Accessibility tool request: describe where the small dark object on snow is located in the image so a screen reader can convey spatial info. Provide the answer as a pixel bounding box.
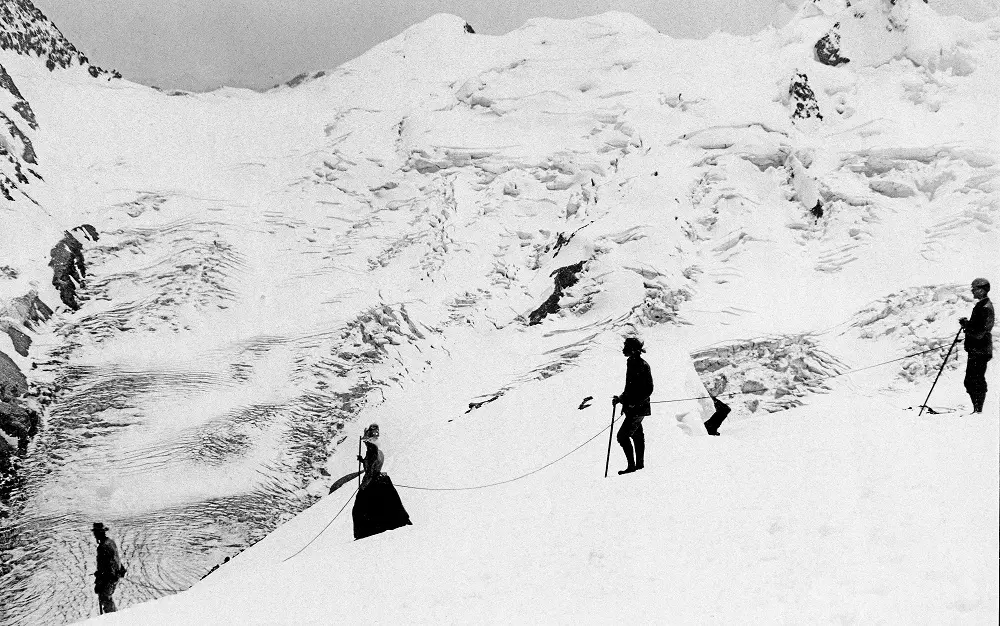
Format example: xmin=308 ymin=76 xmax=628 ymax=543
xmin=810 ymin=200 xmax=824 ymax=219
xmin=578 ymin=396 xmax=593 ymax=410
xmin=704 ymin=396 xmax=731 ymax=436
xmin=201 ymin=556 xmax=230 ymax=580
xmin=464 ymin=22 xmax=475 ymax=34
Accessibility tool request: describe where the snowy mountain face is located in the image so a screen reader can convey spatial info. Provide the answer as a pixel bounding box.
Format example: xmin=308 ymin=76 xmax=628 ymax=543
xmin=1 ymin=1 xmax=998 ymax=624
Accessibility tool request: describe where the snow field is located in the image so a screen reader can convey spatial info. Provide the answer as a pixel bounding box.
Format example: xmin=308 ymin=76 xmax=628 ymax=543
xmin=0 ymin=1 xmax=996 ymax=623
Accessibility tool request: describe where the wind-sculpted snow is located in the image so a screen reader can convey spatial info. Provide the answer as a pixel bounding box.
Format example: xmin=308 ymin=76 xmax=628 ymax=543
xmin=693 ymin=335 xmax=848 ymax=417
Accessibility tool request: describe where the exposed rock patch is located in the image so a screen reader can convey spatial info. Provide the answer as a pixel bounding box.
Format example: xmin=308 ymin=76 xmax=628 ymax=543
xmin=0 ymin=0 xmax=118 ymax=77
xmin=789 ymin=71 xmax=823 ymax=121
xmin=528 ymin=261 xmax=585 ymax=325
xmin=1 ymin=225 xmax=96 ymax=505
xmin=47 ymin=226 xmax=98 ymax=310
xmin=815 ymin=22 xmax=850 ymax=66
xmin=0 ymin=64 xmax=37 ymax=129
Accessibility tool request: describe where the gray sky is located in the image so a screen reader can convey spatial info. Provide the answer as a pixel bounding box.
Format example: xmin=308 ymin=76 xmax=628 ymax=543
xmin=33 ymin=0 xmax=999 ymax=92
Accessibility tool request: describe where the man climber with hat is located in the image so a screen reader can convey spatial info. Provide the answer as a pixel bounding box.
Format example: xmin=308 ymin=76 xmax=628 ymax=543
xmin=959 ymin=277 xmax=994 ymax=414
xmin=613 ymin=337 xmax=654 ymax=474
xmin=92 ymin=522 xmax=126 ymax=614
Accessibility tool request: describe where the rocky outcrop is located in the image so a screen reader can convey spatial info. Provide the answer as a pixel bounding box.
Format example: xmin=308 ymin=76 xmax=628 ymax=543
xmin=1 ymin=224 xmax=97 ymax=505
xmin=528 ymin=261 xmax=585 ymax=325
xmin=0 ymin=351 xmax=26 ymax=396
xmin=0 ymin=0 xmax=117 ymax=77
xmin=815 ymin=22 xmax=850 ymax=66
xmin=48 ymin=225 xmax=98 ymax=310
xmin=789 ymin=71 xmax=823 ymax=121
xmin=1 ymin=289 xmax=52 ymax=329
xmin=0 ymin=350 xmax=35 ymax=485
xmin=0 ymin=397 xmax=38 ymax=448
xmin=0 ymin=64 xmax=37 ymax=129
xmin=0 ymin=62 xmax=41 ymax=201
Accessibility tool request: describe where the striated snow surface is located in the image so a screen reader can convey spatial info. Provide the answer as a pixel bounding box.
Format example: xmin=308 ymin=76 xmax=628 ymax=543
xmin=0 ymin=1 xmax=997 ymax=624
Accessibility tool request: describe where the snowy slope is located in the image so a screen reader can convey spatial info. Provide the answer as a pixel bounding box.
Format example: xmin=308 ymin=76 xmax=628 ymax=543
xmin=0 ymin=1 xmax=997 ymax=624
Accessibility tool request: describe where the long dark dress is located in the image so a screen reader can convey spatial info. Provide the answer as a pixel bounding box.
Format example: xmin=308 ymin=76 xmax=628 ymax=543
xmin=352 ymin=443 xmax=412 ymax=540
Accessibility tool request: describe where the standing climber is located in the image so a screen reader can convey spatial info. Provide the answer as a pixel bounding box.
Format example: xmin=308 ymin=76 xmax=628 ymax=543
xmin=613 ymin=337 xmax=654 ymax=474
xmin=959 ymin=278 xmax=994 ymax=413
xmin=92 ymin=522 xmax=126 ymax=614
xmin=351 ymin=424 xmax=412 ymax=540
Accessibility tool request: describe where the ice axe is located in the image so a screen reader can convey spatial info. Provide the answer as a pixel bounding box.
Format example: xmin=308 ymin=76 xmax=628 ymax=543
xmin=918 ymin=326 xmax=963 ymax=417
xmin=604 ymin=401 xmax=617 ymax=478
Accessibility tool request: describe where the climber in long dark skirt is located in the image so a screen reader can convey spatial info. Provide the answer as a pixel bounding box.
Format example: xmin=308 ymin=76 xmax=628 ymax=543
xmin=352 ymin=423 xmax=412 ymax=540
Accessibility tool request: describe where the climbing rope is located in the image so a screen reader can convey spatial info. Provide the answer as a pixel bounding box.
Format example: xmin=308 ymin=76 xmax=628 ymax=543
xmin=287 ymin=343 xmax=953 ymax=559
xmin=282 ymin=486 xmax=359 ymax=563
xmin=395 ymin=414 xmax=624 ymax=492
xmin=398 ymin=343 xmax=953 ymax=491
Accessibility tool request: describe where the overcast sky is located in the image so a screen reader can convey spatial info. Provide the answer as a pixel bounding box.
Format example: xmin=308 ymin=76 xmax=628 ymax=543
xmin=33 ymin=0 xmax=999 ymax=92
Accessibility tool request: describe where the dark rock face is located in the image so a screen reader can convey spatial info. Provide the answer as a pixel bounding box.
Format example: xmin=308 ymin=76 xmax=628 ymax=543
xmin=815 ymin=22 xmax=850 ymax=66
xmin=0 ymin=64 xmax=37 ymax=129
xmin=48 ymin=227 xmax=99 ymax=310
xmin=0 ymin=351 xmax=26 ymax=397
xmin=528 ymin=261 xmax=585 ymax=325
xmin=789 ymin=72 xmax=823 ymax=121
xmin=2 ymin=326 xmax=30 ymax=356
xmin=0 ymin=61 xmax=41 ymax=201
xmin=0 ymin=0 xmax=114 ymax=76
xmin=0 ymin=368 xmax=38 ymax=511
xmin=0 ymin=398 xmax=38 ymax=446
xmin=3 ymin=290 xmax=53 ymax=329
xmin=0 ymin=223 xmax=94 ymax=506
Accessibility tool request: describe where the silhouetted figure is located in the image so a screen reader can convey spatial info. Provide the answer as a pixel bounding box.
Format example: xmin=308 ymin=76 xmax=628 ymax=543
xmin=613 ymin=337 xmax=653 ymax=474
xmin=351 ymin=424 xmax=412 ymax=540
xmin=92 ymin=522 xmax=126 ymax=614
xmin=704 ymin=396 xmax=731 ymax=436
xmin=959 ymin=278 xmax=994 ymax=413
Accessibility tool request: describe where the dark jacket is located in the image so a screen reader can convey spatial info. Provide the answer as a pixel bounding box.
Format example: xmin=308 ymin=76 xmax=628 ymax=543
xmin=964 ymin=297 xmax=994 ymax=357
xmin=360 ymin=443 xmax=385 ymax=490
xmin=95 ymin=536 xmax=126 ymax=583
xmin=620 ymin=355 xmax=653 ymax=417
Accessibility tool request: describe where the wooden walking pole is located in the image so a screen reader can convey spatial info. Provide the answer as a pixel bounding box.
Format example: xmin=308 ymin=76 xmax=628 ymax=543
xmin=357 ymin=436 xmax=362 ymax=487
xmin=919 ymin=327 xmax=964 ymax=416
xmin=604 ymin=402 xmax=617 ymax=478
